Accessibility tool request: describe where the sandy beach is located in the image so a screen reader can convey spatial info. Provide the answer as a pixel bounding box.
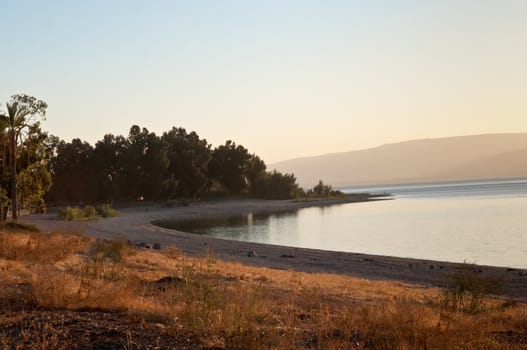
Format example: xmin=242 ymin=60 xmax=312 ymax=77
xmin=23 ymin=197 xmax=527 ymax=301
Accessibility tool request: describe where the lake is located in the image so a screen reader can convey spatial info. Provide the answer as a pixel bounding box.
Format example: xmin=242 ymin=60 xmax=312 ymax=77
xmin=158 ymin=178 xmax=527 ymax=268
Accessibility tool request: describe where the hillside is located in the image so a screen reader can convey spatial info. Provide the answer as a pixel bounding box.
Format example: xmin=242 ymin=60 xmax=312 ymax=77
xmin=271 ymin=133 xmax=527 ymax=187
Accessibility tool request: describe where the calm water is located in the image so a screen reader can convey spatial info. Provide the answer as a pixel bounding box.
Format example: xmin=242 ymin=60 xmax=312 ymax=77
xmin=159 ymin=178 xmax=527 ymax=268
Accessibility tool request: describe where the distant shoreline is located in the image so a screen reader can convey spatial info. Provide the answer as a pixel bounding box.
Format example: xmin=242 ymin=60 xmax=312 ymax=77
xmin=23 ymin=196 xmax=527 ymax=301
xmin=337 ymin=176 xmax=527 ymax=191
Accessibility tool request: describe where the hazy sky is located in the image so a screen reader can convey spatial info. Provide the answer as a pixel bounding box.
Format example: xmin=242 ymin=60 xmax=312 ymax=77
xmin=1 ymin=1 xmax=526 ymax=163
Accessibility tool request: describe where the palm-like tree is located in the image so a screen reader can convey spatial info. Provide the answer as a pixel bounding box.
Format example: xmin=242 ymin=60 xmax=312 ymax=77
xmin=1 ymin=95 xmax=47 ymax=221
xmin=0 ymin=110 xmax=9 ymax=223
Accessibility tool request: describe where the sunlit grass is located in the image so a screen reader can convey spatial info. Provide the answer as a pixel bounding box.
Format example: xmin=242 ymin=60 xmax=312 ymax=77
xmin=0 ymin=229 xmax=525 ymax=349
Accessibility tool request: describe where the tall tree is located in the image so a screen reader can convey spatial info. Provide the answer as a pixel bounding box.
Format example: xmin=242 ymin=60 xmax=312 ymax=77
xmin=16 ymin=125 xmax=53 ymax=213
xmin=162 ymin=127 xmax=211 ymax=198
xmin=93 ymin=134 xmax=128 ymax=201
xmin=0 ymin=110 xmax=8 ymax=222
xmin=1 ymin=94 xmax=47 ymax=220
xmin=209 ymin=141 xmax=251 ymax=194
xmin=48 ymin=139 xmax=94 ymax=203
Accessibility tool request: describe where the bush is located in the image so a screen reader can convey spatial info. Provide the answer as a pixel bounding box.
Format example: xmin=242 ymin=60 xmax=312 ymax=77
xmin=442 ymin=264 xmax=504 ymax=313
xmin=250 ymin=170 xmax=302 ymax=199
xmin=82 ymin=240 xmax=132 ymax=281
xmin=57 ymin=204 xmax=118 ymax=221
xmin=82 ymin=205 xmax=97 ymax=218
xmin=57 ymin=206 xmax=84 ymax=221
xmin=88 ymin=239 xmax=130 ymax=264
xmin=57 ymin=206 xmax=95 ymax=221
xmin=95 ymin=204 xmax=119 ymax=218
xmin=305 ymin=180 xmax=344 ymax=198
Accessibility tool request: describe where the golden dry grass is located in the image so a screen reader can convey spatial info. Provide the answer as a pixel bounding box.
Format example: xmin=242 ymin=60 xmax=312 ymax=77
xmin=0 ymin=229 xmax=526 ymax=349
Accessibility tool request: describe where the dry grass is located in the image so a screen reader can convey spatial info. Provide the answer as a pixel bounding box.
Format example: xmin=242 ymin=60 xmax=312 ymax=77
xmin=0 ymin=231 xmax=88 ymax=263
xmin=0 ymin=229 xmax=526 ymax=349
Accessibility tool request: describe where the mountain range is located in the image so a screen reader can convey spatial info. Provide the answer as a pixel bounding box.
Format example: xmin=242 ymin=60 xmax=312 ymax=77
xmin=270 ymin=133 xmax=527 ymax=187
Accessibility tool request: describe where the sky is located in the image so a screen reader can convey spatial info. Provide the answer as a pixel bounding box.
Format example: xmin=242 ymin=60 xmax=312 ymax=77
xmin=1 ymin=0 xmax=527 ymax=164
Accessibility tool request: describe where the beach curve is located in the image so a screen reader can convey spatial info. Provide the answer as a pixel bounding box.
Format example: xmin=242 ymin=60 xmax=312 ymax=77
xmin=22 ymin=198 xmax=527 ymax=301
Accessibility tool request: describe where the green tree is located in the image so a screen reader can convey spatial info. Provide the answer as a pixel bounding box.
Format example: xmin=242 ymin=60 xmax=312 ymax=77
xmin=0 ymin=94 xmax=47 ymax=221
xmin=209 ymin=140 xmax=251 ymax=194
xmin=16 ymin=124 xmax=53 ymax=213
xmin=246 ymin=155 xmax=267 ymax=193
xmin=141 ymin=131 xmax=169 ymax=199
xmin=124 ymin=125 xmax=169 ymax=200
xmin=0 ymin=112 xmax=8 ymax=222
xmin=92 ymin=134 xmax=128 ymax=201
xmin=47 ymin=139 xmax=95 ymax=203
xmin=162 ymin=127 xmax=211 ymax=198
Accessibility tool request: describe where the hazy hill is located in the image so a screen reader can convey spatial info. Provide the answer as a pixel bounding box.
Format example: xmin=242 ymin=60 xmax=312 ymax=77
xmin=270 ymin=134 xmax=527 ymax=187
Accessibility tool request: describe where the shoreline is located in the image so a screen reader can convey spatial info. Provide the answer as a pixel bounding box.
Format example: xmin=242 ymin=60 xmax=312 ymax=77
xmin=23 ymin=197 xmax=527 ymax=301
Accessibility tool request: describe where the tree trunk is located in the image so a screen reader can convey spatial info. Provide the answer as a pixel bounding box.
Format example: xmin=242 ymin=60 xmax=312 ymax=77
xmin=10 ymin=129 xmax=17 ymax=222
xmin=1 ymin=205 xmax=7 ymax=224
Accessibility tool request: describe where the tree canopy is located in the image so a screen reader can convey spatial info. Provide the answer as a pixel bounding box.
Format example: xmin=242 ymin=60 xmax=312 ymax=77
xmin=46 ymin=125 xmax=303 ymax=204
xmin=1 ymin=94 xmax=344 ymax=222
xmin=0 ymin=94 xmax=49 ymax=222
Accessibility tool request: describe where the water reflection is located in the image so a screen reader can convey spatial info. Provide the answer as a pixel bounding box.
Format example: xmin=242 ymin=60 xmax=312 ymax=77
xmin=155 ymin=210 xmax=300 ymax=243
xmin=154 ymin=179 xmax=527 ymax=268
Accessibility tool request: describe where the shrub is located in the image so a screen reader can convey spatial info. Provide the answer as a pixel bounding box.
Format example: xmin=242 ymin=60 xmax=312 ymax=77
xmin=82 ymin=205 xmax=97 ymax=218
xmin=57 ymin=204 xmax=118 ymax=220
xmin=250 ymin=170 xmax=302 ymax=199
xmin=305 ymin=180 xmax=344 ymax=198
xmin=88 ymin=239 xmax=131 ymax=264
xmin=96 ymin=204 xmax=119 ymax=218
xmin=79 ymin=240 xmax=133 ymax=282
xmin=179 ymin=260 xmax=225 ymax=336
xmin=442 ymin=264 xmax=504 ymax=314
xmin=57 ymin=206 xmax=83 ymax=221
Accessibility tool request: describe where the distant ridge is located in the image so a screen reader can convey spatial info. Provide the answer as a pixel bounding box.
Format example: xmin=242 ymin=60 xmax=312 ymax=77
xmin=270 ymin=133 xmax=527 ymax=187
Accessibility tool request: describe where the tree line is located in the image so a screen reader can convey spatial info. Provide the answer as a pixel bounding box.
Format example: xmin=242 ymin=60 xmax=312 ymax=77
xmin=1 ymin=94 xmax=305 ymax=221
xmin=46 ymin=125 xmax=302 ymax=204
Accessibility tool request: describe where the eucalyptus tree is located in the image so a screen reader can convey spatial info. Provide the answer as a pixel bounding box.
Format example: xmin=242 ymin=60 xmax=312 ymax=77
xmin=93 ymin=134 xmax=128 ymax=201
xmin=16 ymin=125 xmax=53 ymax=213
xmin=47 ymin=139 xmax=94 ymax=203
xmin=208 ymin=140 xmax=251 ymax=194
xmin=162 ymin=127 xmax=211 ymax=198
xmin=0 ymin=111 xmax=9 ymax=222
xmin=1 ymin=94 xmax=47 ymax=220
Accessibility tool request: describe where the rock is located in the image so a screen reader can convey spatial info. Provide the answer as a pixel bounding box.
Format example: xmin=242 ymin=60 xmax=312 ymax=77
xmin=247 ymin=250 xmax=257 ymax=257
xmin=136 ymin=241 xmax=147 ymax=248
xmin=298 ymin=313 xmax=311 ymax=320
xmin=153 ymin=243 xmax=161 ymax=250
xmin=280 ymin=254 xmax=295 ymax=259
xmin=154 ymin=276 xmax=186 ymax=285
xmin=332 ymin=329 xmax=345 ymax=339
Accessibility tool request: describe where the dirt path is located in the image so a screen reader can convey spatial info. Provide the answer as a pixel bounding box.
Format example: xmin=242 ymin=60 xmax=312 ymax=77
xmin=22 ymin=198 xmax=527 ymax=301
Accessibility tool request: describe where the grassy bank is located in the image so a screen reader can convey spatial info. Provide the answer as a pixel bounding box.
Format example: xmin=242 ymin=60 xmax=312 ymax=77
xmin=0 ymin=229 xmax=525 ymax=349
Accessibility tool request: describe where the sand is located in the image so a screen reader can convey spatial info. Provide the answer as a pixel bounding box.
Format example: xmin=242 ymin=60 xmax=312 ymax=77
xmin=22 ymin=198 xmax=527 ymax=301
